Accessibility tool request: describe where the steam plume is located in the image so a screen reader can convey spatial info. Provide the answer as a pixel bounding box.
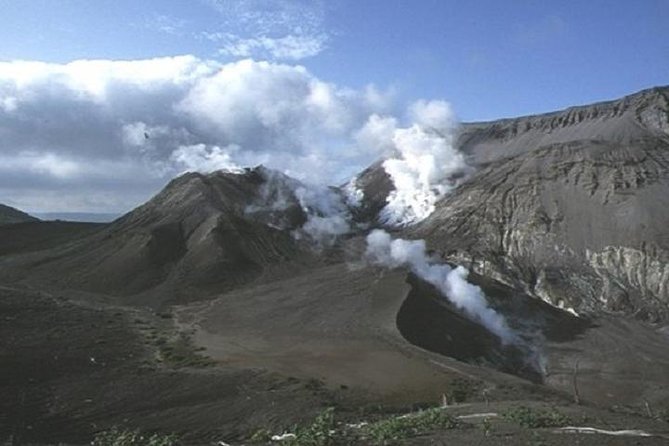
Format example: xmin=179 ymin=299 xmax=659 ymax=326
xmin=245 ymin=167 xmax=355 ymax=246
xmin=369 ymin=100 xmax=472 ymax=226
xmin=293 ymin=185 xmax=352 ymax=246
xmin=365 ymin=229 xmax=517 ymax=344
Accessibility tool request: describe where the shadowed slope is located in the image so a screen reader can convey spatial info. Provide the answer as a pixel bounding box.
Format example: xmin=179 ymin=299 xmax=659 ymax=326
xmin=0 ymin=204 xmax=38 ymax=225
xmin=2 ymin=167 xmax=318 ymax=306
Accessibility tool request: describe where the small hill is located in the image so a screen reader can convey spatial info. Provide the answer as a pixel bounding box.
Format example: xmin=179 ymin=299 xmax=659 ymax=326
xmin=0 ymin=204 xmax=39 ymax=225
xmin=13 ymin=167 xmax=323 ymax=307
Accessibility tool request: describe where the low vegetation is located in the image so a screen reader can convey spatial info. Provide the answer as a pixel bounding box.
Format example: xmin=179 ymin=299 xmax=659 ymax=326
xmin=155 ymin=332 xmax=216 ymax=368
xmin=284 ymin=407 xmax=337 ymax=446
xmin=250 ymin=406 xmax=458 ymax=445
xmin=656 ymin=408 xmax=669 ymax=423
xmin=501 ymin=406 xmax=571 ymax=428
xmin=362 ymin=407 xmax=457 ymax=444
xmin=444 ymin=377 xmax=482 ymax=403
xmin=91 ymin=427 xmax=179 ymax=446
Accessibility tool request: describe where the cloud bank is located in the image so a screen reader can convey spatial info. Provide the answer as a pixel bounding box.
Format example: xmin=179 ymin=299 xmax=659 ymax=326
xmin=0 ymin=55 xmax=472 ymax=223
xmin=0 ymin=56 xmax=390 ymax=211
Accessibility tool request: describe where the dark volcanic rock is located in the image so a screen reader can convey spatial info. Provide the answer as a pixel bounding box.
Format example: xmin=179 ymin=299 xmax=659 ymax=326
xmin=358 ymin=86 xmax=669 ymax=320
xmin=0 ymin=204 xmax=39 ymax=225
xmin=13 ymin=167 xmax=320 ymax=306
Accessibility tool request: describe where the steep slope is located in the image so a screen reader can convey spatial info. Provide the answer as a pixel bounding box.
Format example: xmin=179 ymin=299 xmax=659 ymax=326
xmin=9 ymin=167 xmax=320 ymax=306
xmin=357 ymin=86 xmax=669 ymax=320
xmin=0 ymin=203 xmax=39 ymax=225
xmin=457 ymin=86 xmax=669 ymax=164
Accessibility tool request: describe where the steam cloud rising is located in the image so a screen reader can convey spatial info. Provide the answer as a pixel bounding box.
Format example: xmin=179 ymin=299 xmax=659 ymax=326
xmin=375 ymin=101 xmax=472 ymax=226
xmin=242 ymin=168 xmax=354 ymax=246
xmin=365 ymin=229 xmax=517 ymax=344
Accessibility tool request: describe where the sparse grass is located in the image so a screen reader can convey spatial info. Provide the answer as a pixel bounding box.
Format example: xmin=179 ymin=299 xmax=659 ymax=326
xmin=250 ymin=406 xmax=459 ymax=445
xmin=284 ymin=407 xmax=338 ymax=446
xmin=445 ymin=377 xmax=482 ymax=403
xmin=92 ymin=427 xmax=179 ymax=446
xmin=501 ymin=406 xmax=571 ymax=428
xmin=156 ymin=332 xmax=216 ymax=368
xmin=480 ymin=417 xmax=492 ymax=436
xmin=362 ymin=407 xmax=457 ymax=445
xmin=249 ymin=427 xmax=272 ymax=443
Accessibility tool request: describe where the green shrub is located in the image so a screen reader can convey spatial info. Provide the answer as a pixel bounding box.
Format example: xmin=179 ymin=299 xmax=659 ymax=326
xmin=249 ymin=428 xmax=272 ymax=443
xmin=445 ymin=378 xmax=482 ymax=403
xmin=285 ymin=407 xmax=337 ymax=446
xmin=502 ymin=406 xmax=570 ymax=428
xmin=92 ymin=427 xmax=179 ymax=446
xmin=157 ymin=333 xmax=215 ymax=367
xmin=364 ymin=408 xmax=457 ymax=444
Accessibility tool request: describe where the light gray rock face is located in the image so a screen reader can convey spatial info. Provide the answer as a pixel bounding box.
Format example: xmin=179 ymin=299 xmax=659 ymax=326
xmin=358 ymin=86 xmax=669 ymax=321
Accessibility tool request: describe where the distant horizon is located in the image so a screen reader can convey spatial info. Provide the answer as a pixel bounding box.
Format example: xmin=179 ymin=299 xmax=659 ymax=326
xmin=32 ymin=211 xmax=121 ymax=223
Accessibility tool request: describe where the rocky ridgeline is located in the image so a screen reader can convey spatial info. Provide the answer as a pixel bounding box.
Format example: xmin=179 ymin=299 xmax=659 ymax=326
xmin=10 ymin=86 xmax=669 ymax=320
xmin=357 ymin=86 xmax=669 ymax=321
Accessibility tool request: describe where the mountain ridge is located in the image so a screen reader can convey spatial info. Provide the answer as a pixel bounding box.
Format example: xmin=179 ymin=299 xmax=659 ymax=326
xmin=456 ymin=85 xmax=669 ymax=165
xmin=0 ymin=203 xmax=39 ymax=225
xmin=3 ymin=86 xmax=669 ymax=444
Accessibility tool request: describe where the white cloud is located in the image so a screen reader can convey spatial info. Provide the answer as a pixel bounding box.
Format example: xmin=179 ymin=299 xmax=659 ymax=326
xmin=408 ymin=99 xmax=455 ymax=131
xmin=0 ymin=152 xmax=80 ymax=179
xmin=203 ymin=0 xmax=326 ymax=37
xmin=0 ymin=56 xmax=397 ymax=212
xmin=170 ymin=144 xmax=243 ymax=173
xmin=354 ymin=114 xmax=398 ymax=155
xmin=0 ymin=56 xmax=472 ymax=219
xmin=200 ymin=0 xmax=329 ymax=61
xmin=142 ymin=14 xmax=188 ymax=36
xmin=215 ymin=33 xmax=327 ymax=60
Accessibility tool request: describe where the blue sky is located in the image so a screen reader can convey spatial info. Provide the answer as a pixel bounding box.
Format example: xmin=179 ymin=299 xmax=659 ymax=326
xmin=0 ymin=0 xmax=668 ymax=213
xmin=2 ymin=0 xmax=668 ymax=121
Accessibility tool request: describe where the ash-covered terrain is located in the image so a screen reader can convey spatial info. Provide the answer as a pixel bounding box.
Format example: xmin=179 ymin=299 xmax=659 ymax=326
xmin=0 ymin=204 xmax=39 ymax=226
xmin=2 ymin=87 xmax=669 ymax=445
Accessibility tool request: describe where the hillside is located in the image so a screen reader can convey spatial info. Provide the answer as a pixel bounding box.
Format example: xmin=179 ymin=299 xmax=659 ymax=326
xmin=3 ymin=166 xmax=324 ymax=307
xmin=357 ymin=85 xmax=669 ymax=321
xmin=0 ymin=203 xmax=39 ymax=225
xmin=2 ymin=87 xmax=669 ymax=444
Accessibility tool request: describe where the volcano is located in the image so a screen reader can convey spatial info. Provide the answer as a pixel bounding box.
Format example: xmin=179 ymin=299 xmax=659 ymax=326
xmin=359 ymin=86 xmax=669 ymax=320
xmin=2 ymin=87 xmax=669 ymax=445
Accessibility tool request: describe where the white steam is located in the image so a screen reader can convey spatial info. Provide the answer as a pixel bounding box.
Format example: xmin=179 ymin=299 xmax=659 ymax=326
xmin=360 ymin=100 xmax=472 ymax=226
xmin=343 ymin=178 xmax=364 ymax=209
xmin=244 ymin=168 xmax=355 ymax=246
xmin=365 ymin=229 xmax=516 ymax=344
xmin=293 ymin=185 xmax=352 ymax=246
